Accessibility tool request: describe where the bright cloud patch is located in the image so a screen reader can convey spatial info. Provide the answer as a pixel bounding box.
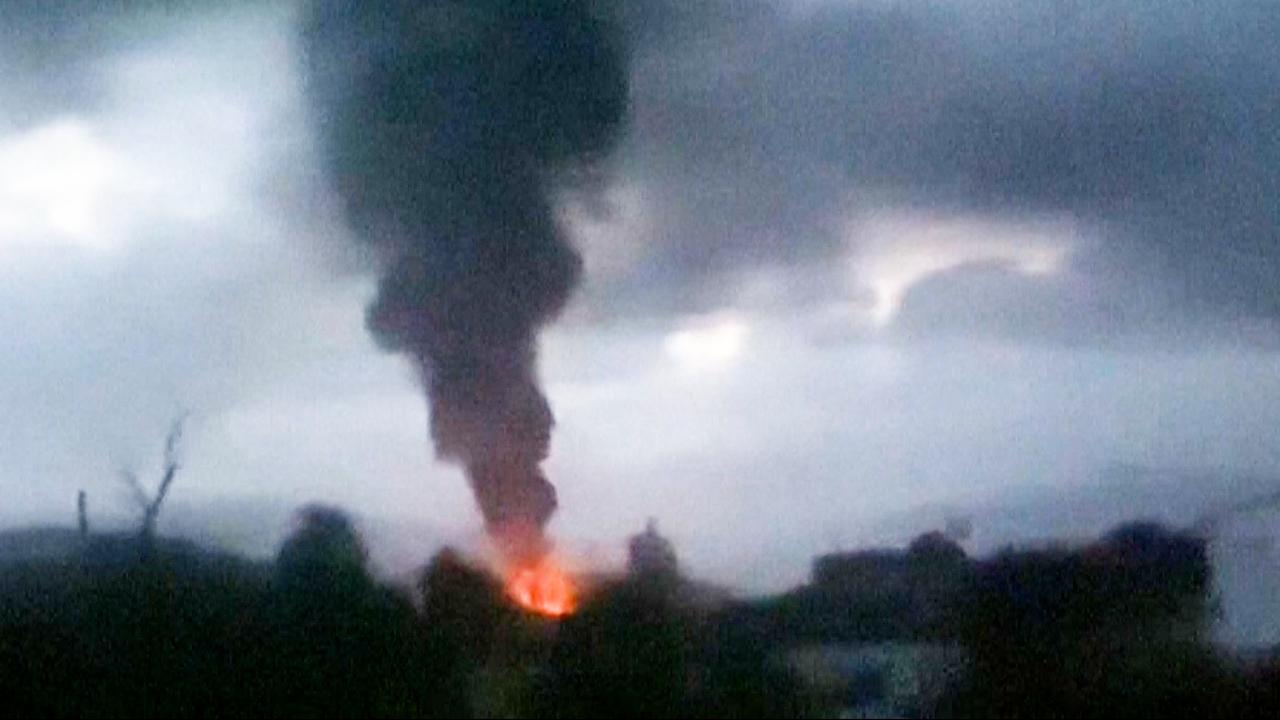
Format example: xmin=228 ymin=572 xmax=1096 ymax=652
xmin=846 ymin=211 xmax=1075 ymax=327
xmin=0 ymin=118 xmax=127 ymax=251
xmin=663 ymin=314 xmax=751 ymax=374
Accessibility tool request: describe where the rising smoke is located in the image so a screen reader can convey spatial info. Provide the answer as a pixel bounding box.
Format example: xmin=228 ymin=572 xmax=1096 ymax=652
xmin=301 ymin=0 xmax=628 ymax=562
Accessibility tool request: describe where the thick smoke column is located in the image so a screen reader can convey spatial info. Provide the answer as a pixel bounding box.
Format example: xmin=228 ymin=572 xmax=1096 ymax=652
xmin=302 ymin=1 xmax=627 ymax=561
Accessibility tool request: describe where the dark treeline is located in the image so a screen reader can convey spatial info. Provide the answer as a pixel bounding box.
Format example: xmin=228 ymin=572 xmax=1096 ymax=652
xmin=937 ymin=523 xmax=1274 ymax=718
xmin=1 ymin=511 xmax=1278 ymax=718
xmin=0 ymin=507 xmax=810 ymax=718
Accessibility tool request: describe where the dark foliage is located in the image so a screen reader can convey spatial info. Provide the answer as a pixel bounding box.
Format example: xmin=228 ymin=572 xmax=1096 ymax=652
xmin=936 ymin=522 xmax=1263 ymax=718
xmin=0 ymin=510 xmax=807 ymax=718
xmin=534 ymin=577 xmax=812 ymax=719
xmin=0 ymin=514 xmax=432 ymax=718
xmin=1 ymin=517 xmax=1277 ymax=717
xmin=734 ymin=532 xmax=973 ymax=646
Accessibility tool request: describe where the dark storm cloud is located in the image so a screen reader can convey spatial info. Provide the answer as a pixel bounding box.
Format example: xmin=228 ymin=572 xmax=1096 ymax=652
xmin=12 ymin=0 xmax=1276 ymax=343
xmin=0 ymin=1 xmax=122 ymax=127
xmin=602 ymin=0 xmax=1280 ymax=335
xmin=0 ymin=0 xmax=262 ymax=130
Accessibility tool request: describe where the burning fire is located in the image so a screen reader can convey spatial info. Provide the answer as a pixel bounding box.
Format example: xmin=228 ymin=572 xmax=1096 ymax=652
xmin=506 ymin=558 xmax=578 ymax=618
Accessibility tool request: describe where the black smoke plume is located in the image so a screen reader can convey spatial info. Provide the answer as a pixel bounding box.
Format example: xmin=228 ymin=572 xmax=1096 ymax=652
xmin=301 ymin=0 xmax=628 ymax=562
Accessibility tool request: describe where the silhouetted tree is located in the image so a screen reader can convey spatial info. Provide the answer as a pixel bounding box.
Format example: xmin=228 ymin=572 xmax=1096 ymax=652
xmin=272 ymin=505 xmax=422 ymax=717
xmin=628 ymin=519 xmax=680 ymax=590
xmin=276 ymin=504 xmax=371 ymax=597
xmin=537 ymin=578 xmax=695 ymax=719
xmin=937 ymin=521 xmax=1236 ymax=718
xmin=417 ymin=547 xmax=512 ymax=717
xmin=119 ymin=414 xmax=187 ymax=556
xmin=908 ymin=530 xmax=968 ymax=566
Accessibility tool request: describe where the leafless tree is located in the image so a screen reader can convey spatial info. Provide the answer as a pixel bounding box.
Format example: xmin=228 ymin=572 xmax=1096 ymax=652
xmin=119 ymin=413 xmax=188 ymax=554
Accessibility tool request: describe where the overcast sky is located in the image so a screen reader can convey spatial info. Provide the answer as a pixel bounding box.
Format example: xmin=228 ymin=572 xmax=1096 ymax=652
xmin=2 ymin=0 xmax=1279 ymax=593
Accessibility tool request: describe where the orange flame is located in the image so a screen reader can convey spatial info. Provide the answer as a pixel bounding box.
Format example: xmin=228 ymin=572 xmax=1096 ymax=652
xmin=506 ymin=558 xmax=578 ymax=618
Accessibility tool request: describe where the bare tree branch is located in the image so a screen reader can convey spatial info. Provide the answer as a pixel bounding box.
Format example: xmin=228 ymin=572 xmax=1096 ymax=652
xmin=119 ymin=468 xmax=149 ymax=512
xmin=162 ymin=412 xmax=188 ymax=469
xmin=149 ymin=413 xmax=187 ymax=523
xmin=117 ymin=413 xmax=190 ymax=552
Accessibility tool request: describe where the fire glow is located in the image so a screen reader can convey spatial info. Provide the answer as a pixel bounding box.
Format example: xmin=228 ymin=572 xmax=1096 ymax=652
xmin=505 ymin=558 xmax=578 ymax=618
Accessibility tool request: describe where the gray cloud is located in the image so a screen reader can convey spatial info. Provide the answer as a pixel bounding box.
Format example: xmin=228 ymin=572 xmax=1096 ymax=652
xmin=12 ymin=0 xmax=1277 ymax=340
xmin=582 ymin=0 xmax=1280 ymax=339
